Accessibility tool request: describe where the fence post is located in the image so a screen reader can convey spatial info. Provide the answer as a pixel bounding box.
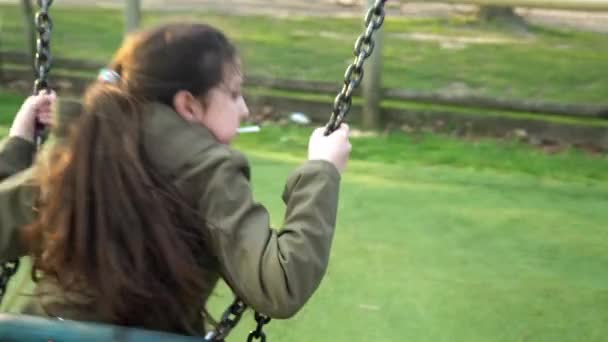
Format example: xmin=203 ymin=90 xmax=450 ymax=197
xmin=362 ymin=0 xmax=384 ymax=130
xmin=20 ymin=0 xmax=36 ymax=70
xmin=124 ymin=0 xmax=141 ymax=35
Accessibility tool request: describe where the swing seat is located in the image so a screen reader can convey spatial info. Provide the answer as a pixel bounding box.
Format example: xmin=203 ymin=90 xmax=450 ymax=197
xmin=0 ymin=314 xmax=204 ymax=342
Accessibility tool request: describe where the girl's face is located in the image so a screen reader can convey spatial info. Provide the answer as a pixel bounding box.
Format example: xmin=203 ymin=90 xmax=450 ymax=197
xmin=199 ymin=65 xmax=249 ymax=144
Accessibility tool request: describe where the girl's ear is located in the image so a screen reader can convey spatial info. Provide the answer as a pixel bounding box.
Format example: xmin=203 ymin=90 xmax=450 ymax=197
xmin=173 ymin=90 xmax=205 ymax=122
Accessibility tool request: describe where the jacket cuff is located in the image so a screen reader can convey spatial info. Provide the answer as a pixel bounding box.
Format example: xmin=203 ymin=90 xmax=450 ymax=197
xmin=282 ymin=159 xmax=341 ymax=203
xmin=0 ymin=137 xmax=36 ymax=174
xmin=298 ymin=160 xmax=341 ymax=183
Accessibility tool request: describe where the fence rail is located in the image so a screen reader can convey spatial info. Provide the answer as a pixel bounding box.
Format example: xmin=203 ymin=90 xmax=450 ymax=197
xmin=1 ymin=51 xmax=606 ymax=120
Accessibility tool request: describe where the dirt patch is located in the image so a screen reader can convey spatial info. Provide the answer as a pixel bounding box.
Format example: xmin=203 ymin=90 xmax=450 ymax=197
xmin=390 ymin=32 xmax=531 ymax=49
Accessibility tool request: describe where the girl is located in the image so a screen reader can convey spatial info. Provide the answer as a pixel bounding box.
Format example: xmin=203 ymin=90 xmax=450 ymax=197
xmin=0 ymin=23 xmax=351 ymax=335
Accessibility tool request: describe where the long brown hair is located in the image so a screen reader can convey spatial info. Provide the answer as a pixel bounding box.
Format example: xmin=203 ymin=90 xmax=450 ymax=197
xmin=25 ymin=23 xmax=238 ymax=334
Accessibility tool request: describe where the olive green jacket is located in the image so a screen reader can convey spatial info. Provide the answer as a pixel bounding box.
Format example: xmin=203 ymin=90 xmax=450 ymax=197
xmin=0 ymin=103 xmax=341 ymax=326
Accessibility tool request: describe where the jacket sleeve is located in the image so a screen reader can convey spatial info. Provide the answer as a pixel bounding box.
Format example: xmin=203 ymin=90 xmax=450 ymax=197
xmin=0 ymin=168 xmax=36 ymax=262
xmin=0 ymin=137 xmax=35 ymax=181
xmin=194 ymin=149 xmax=341 ymax=319
xmin=0 ymin=137 xmax=37 ymax=262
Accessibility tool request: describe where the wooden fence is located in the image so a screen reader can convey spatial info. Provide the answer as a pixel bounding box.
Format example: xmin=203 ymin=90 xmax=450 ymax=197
xmin=2 ymin=51 xmax=606 ymax=120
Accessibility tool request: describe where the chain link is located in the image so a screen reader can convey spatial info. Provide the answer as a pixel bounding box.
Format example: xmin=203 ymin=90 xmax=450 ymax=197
xmin=0 ymin=260 xmax=19 ymax=300
xmin=204 ymin=298 xmax=247 ymax=341
xmin=246 ymin=312 xmax=271 ymax=342
xmin=325 ymin=0 xmax=387 ymax=135
xmin=203 ymin=298 xmax=271 ymax=342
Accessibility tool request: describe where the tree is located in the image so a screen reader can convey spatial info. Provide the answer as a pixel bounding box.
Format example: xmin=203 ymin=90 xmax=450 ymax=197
xmin=477 ymin=5 xmax=528 ymax=30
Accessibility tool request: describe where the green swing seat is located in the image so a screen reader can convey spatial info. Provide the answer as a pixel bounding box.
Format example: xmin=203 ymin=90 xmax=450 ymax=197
xmin=0 ymin=314 xmax=206 ymax=342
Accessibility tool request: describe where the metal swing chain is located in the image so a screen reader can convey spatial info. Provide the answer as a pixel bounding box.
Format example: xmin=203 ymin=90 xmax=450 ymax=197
xmin=206 ymin=1 xmax=388 ymax=340
xmin=2 ymin=0 xmax=387 ymax=334
xmin=0 ymin=261 xmax=19 ymax=300
xmin=33 ymin=0 xmax=54 ymax=148
xmin=204 ymin=298 xmax=247 ymax=341
xmin=204 ymin=298 xmax=271 ymax=342
xmin=325 ymin=0 xmax=387 ymax=135
xmin=0 ymin=0 xmax=53 ymax=305
xmin=246 ymin=312 xmax=271 ymax=342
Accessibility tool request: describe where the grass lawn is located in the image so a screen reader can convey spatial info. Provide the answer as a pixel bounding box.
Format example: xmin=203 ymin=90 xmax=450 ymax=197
xmin=1 ymin=4 xmax=607 ymax=105
xmin=1 ymin=92 xmax=608 ymax=341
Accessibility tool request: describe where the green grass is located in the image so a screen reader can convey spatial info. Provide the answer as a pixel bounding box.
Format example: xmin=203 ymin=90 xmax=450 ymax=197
xmin=234 ymin=124 xmax=608 ymax=183
xmin=213 ymin=153 xmax=608 ymax=342
xmin=1 ymin=4 xmax=607 ymax=105
xmin=2 ymin=91 xmax=608 ymax=341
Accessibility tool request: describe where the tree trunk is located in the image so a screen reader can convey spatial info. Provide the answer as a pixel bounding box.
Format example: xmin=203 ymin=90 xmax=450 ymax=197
xmin=477 ymin=5 xmax=528 ymax=30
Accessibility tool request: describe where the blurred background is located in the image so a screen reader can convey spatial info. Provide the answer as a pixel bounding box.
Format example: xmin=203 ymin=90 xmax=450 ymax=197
xmin=1 ymin=1 xmax=607 ymax=341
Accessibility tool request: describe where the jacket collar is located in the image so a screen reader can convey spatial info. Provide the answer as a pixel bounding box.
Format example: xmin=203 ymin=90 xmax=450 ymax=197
xmin=141 ymin=102 xmax=220 ymax=175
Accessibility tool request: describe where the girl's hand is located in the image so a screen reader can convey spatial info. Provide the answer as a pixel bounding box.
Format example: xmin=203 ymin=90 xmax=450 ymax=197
xmin=308 ymin=123 xmax=352 ymax=174
xmin=9 ymin=91 xmax=57 ymax=142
